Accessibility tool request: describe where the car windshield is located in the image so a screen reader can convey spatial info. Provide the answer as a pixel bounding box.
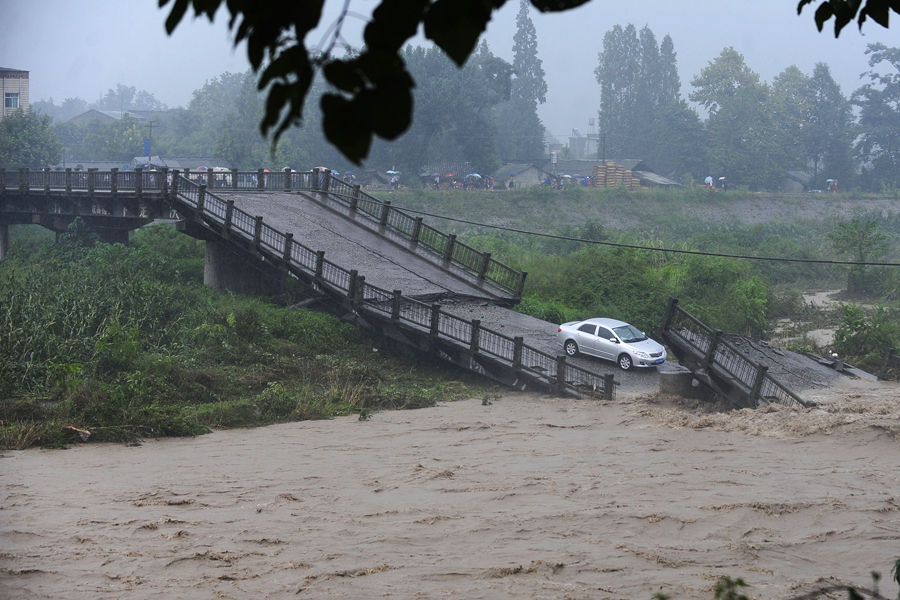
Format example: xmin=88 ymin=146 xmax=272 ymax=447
xmin=613 ymin=324 xmax=646 ymax=343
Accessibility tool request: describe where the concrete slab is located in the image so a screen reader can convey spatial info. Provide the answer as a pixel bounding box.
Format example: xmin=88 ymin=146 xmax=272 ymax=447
xmin=225 ymin=192 xmax=506 ymax=302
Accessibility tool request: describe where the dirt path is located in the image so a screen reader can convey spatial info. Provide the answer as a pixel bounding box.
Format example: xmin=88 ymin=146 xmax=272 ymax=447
xmin=2 ymin=379 xmax=898 ymax=600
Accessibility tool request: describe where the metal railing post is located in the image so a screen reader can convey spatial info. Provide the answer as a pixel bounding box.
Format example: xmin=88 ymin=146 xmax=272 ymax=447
xmin=513 ymin=336 xmax=524 ymax=368
xmin=257 ymin=168 xmax=265 ymax=190
xmin=282 ymin=232 xmax=293 ymax=263
xmin=87 ymin=168 xmax=96 ymax=195
xmin=411 ymin=217 xmax=422 ymax=245
xmin=110 ymin=168 xmax=118 ymax=194
xmin=379 ymin=200 xmax=391 ymax=229
xmin=354 ymin=275 xmax=365 ymax=306
xmin=350 ymin=184 xmax=361 ymax=211
xmin=430 ymin=304 xmax=441 ymax=338
xmin=43 ymin=168 xmax=51 ymax=193
xmin=478 ymin=252 xmax=491 ymax=282
xmin=443 ymin=234 xmax=456 ymax=263
xmin=161 ymin=167 xmax=169 ymax=196
xmin=470 ymin=320 xmax=481 ymax=354
xmin=134 ymin=167 xmax=143 ymax=197
xmin=65 ymin=168 xmax=72 ymax=193
xmin=232 ymin=167 xmax=239 ymax=189
xmin=347 ymin=269 xmax=359 ymax=299
xmin=750 ymin=364 xmax=768 ymax=404
xmin=19 ymin=168 xmax=27 ymax=194
xmin=603 ymin=374 xmax=615 ymax=401
xmin=515 ymin=271 xmax=528 ymax=298
xmin=704 ymin=330 xmax=723 ymax=368
xmin=391 ymin=290 xmax=402 ymax=321
xmin=197 ymin=184 xmax=207 ymax=213
xmin=555 ymin=354 xmax=567 ymax=395
xmin=224 ymin=200 xmax=234 ymax=231
xmin=0 ymin=168 xmax=5 ymax=195
xmin=253 ymin=215 xmax=263 ymax=247
xmin=323 ymin=169 xmax=332 ymax=191
xmin=284 ymin=167 xmax=292 ymax=191
xmin=311 ymin=250 xmax=324 ymax=283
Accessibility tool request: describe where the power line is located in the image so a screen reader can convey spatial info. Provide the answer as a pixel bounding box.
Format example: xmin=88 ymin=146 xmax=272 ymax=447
xmin=391 ymin=204 xmax=900 ymax=268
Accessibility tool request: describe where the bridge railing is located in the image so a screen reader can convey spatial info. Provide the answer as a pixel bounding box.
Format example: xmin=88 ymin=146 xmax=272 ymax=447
xmin=1 ymin=167 xmax=167 ymax=194
xmin=172 ymin=174 xmax=611 ymax=400
xmin=661 ymin=298 xmax=809 ymax=409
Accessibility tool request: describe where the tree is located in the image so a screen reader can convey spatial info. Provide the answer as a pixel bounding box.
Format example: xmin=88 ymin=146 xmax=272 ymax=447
xmin=160 ymin=0 xmax=897 ymax=163
xmin=594 ymin=24 xmax=641 ymax=158
xmin=494 ymin=0 xmax=547 ymax=162
xmin=806 ymin=63 xmax=854 ymax=188
xmin=852 ymin=43 xmax=900 ymax=191
xmin=768 ymin=65 xmax=812 ymax=174
xmin=0 ymin=110 xmax=62 ymax=167
xmin=691 ymin=48 xmax=787 ymax=189
xmin=828 ymin=218 xmax=889 ymax=294
xmin=95 ymin=84 xmax=166 ymax=112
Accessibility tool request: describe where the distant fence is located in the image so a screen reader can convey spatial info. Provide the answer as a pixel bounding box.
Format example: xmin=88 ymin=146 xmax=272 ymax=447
xmin=172 ymin=174 xmax=613 ymax=400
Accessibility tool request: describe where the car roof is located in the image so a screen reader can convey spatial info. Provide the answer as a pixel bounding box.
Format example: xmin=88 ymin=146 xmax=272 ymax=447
xmin=581 ymin=317 xmax=629 ymax=328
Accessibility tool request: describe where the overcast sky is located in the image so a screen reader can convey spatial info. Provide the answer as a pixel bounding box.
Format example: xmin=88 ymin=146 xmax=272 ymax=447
xmin=2 ymin=0 xmax=895 ymax=141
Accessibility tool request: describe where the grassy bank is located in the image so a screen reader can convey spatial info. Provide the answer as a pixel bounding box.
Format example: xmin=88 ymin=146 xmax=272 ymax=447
xmin=0 ymin=223 xmax=493 ymax=449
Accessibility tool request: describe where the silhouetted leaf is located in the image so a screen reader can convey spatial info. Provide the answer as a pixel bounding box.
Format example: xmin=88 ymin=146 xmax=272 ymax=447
xmin=424 ymin=0 xmax=500 ymax=66
xmin=530 ymin=0 xmax=591 ymax=11
xmin=321 ymin=94 xmax=372 ymax=164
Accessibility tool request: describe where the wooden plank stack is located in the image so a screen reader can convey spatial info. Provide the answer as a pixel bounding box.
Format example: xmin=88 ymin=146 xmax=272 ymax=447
xmin=591 ymin=161 xmax=641 ymax=189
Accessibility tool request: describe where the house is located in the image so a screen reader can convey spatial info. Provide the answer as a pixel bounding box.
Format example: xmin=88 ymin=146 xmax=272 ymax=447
xmin=492 ymin=163 xmax=549 ymax=188
xmin=67 ymin=109 xmax=163 ymax=125
xmin=545 ymin=158 xmax=681 ymax=188
xmin=1 ymin=67 xmax=29 ymax=119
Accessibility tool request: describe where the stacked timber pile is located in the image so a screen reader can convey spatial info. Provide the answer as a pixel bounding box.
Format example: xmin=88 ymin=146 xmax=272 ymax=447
xmin=591 ymin=161 xmax=642 ymax=189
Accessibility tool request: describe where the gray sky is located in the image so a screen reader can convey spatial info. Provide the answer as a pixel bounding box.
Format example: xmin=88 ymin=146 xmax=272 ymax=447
xmin=2 ymin=0 xmax=895 ymax=141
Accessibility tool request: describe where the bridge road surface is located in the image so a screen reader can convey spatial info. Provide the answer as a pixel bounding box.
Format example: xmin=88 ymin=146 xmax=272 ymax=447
xmin=225 ymin=191 xmax=672 ymax=395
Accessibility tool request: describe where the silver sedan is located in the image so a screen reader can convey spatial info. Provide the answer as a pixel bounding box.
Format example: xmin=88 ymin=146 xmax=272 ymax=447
xmin=557 ymin=317 xmax=667 ymax=370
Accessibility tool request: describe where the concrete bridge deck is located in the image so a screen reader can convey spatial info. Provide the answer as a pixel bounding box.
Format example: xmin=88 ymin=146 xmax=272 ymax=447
xmin=225 ymin=191 xmax=507 ymax=302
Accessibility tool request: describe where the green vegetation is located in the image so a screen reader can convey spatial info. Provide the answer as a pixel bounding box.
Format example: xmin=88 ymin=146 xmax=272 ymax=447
xmin=0 ymin=223 xmax=489 ymax=450
xmin=390 ymin=187 xmax=900 ymax=371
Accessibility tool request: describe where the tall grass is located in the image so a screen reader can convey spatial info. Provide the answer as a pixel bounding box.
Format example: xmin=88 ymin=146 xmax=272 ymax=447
xmin=0 ymin=223 xmax=488 ymax=449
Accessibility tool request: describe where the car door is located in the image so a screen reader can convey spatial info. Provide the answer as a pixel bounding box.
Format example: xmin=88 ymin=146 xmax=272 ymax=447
xmin=574 ymin=323 xmax=600 ymax=357
xmin=594 ymin=326 xmax=619 ymax=360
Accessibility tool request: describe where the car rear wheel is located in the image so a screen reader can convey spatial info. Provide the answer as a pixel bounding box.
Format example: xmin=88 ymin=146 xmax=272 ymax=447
xmin=617 ymin=353 xmax=633 ymax=371
xmin=564 ymin=340 xmax=579 ymax=357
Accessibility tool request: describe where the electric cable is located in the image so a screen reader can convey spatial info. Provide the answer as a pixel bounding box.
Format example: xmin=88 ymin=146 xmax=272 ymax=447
xmin=391 ymin=204 xmax=900 ymax=268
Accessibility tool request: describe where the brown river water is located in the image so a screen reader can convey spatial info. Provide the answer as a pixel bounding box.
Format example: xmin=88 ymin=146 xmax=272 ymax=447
xmin=2 ymin=379 xmax=898 ymax=599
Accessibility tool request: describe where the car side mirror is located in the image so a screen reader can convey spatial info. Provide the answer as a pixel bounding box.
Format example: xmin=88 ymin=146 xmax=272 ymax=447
xmin=610 ymin=337 xmax=618 ymax=343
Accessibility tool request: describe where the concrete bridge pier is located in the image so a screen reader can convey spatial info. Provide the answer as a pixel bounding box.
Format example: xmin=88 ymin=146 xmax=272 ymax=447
xmin=0 ymin=221 xmax=8 ymax=262
xmin=203 ymin=238 xmax=285 ymax=296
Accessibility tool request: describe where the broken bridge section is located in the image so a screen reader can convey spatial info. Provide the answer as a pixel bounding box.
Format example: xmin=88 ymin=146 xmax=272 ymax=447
xmin=170 ymin=173 xmax=615 ymax=400
xmin=660 ymin=298 xmax=814 ymax=409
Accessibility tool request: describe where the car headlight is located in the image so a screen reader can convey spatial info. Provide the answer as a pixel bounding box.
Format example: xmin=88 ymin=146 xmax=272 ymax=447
xmin=634 ymin=351 xmax=649 ymax=359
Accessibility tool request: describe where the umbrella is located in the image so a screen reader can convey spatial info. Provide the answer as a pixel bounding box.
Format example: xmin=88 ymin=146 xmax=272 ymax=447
xmin=445 ymin=172 xmax=454 ymax=177
xmin=313 ymin=166 xmax=327 ymax=171
xmin=197 ymin=166 xmax=208 ymax=172
xmin=386 ymin=170 xmax=400 ymax=175
xmin=465 ymin=173 xmax=482 ymax=179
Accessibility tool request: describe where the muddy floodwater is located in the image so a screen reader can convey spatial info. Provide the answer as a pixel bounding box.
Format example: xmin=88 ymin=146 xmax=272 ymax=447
xmin=2 ymin=379 xmax=899 ymax=599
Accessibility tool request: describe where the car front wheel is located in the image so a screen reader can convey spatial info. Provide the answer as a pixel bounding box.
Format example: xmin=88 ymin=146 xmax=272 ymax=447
xmin=617 ymin=353 xmax=633 ymax=371
xmin=564 ymin=340 xmax=579 ymax=357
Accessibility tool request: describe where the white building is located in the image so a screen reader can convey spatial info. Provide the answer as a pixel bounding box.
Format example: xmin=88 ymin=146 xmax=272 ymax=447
xmin=1 ymin=67 xmax=29 ymax=119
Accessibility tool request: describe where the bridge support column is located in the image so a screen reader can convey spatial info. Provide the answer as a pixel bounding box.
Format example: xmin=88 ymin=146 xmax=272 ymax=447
xmin=0 ymin=221 xmax=8 ymax=262
xmin=203 ymin=238 xmax=284 ymax=296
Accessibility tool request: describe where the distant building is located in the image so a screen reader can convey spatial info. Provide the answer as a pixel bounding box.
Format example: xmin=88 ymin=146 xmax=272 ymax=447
xmin=1 ymin=67 xmax=29 ymax=119
xmin=67 ymin=109 xmax=162 ymax=125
